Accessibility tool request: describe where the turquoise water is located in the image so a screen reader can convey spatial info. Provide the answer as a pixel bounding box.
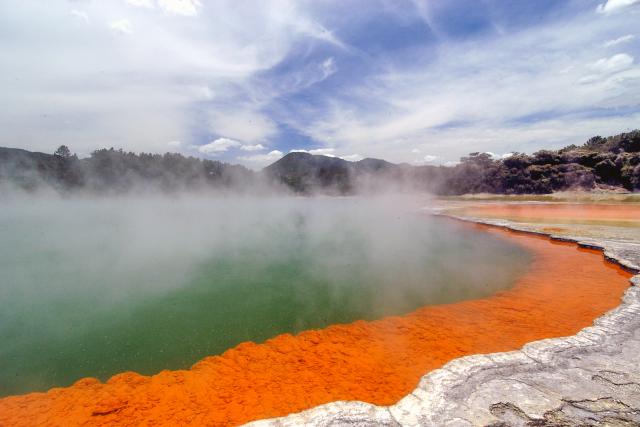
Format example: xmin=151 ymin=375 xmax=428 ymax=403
xmin=0 ymin=196 xmax=531 ymax=396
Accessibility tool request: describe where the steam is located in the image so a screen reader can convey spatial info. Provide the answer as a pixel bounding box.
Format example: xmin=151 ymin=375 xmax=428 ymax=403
xmin=0 ymin=193 xmax=530 ymax=395
xmin=1 ymin=193 xmax=435 ymax=305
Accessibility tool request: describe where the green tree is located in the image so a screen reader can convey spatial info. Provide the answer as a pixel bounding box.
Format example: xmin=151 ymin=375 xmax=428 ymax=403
xmin=54 ymin=145 xmax=71 ymax=159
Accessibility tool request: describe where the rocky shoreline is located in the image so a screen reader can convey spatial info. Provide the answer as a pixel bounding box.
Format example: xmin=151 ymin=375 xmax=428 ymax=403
xmin=246 ymin=213 xmax=640 ymax=426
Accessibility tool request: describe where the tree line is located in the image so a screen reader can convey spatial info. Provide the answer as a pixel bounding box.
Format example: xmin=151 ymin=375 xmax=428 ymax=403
xmin=1 ymin=130 xmax=638 ymax=195
xmin=0 ymin=146 xmax=255 ymax=193
xmin=426 ymin=130 xmax=640 ymax=194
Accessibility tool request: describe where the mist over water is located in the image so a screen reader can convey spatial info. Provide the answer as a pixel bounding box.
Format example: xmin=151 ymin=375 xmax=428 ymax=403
xmin=0 ymin=194 xmax=531 ymax=396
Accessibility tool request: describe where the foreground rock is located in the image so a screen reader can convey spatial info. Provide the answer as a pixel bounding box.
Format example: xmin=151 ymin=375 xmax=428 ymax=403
xmin=246 ymin=213 xmax=640 ymax=427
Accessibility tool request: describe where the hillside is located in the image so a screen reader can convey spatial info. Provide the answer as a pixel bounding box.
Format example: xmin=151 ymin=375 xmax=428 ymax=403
xmin=265 ymin=131 xmax=640 ymax=195
xmin=263 ymin=152 xmax=406 ymax=194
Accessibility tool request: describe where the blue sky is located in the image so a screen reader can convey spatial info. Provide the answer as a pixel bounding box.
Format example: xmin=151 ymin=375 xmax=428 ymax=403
xmin=1 ymin=0 xmax=639 ymax=168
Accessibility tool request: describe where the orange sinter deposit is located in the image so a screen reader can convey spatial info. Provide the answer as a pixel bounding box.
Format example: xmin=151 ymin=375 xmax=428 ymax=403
xmin=459 ymin=203 xmax=640 ymax=224
xmin=0 ymin=224 xmax=633 ymax=427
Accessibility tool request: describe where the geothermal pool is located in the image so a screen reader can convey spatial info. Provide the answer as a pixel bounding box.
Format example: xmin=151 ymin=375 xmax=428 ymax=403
xmin=0 ymin=196 xmax=532 ymax=396
xmin=0 ymin=199 xmax=633 ymax=426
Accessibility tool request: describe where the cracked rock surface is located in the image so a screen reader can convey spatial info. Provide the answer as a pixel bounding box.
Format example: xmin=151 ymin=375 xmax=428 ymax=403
xmin=245 ymin=212 xmax=640 ymax=427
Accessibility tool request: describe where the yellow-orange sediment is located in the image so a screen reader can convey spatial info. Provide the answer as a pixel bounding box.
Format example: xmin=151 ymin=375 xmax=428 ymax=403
xmin=461 ymin=203 xmax=640 ymax=222
xmin=0 ymin=223 xmax=632 ymax=426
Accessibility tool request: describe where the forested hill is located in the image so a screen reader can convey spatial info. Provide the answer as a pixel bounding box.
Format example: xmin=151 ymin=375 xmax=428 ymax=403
xmin=1 ymin=130 xmax=639 ymax=195
xmin=435 ymin=130 xmax=640 ymax=194
xmin=265 ymin=130 xmax=640 ymax=194
xmin=0 ymin=146 xmax=255 ymax=193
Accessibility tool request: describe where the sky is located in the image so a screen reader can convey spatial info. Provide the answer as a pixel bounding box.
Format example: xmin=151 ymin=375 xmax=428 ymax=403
xmin=1 ymin=0 xmax=639 ymax=169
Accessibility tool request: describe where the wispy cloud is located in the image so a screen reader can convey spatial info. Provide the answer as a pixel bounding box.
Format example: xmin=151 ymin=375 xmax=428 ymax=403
xmin=125 ymin=0 xmax=202 ymax=16
xmin=579 ymin=53 xmax=637 ymax=84
xmin=109 ymin=18 xmax=133 ymax=34
xmin=290 ymin=148 xmax=337 ymax=156
xmin=240 ymin=144 xmax=265 ymax=152
xmin=604 ymin=34 xmax=635 ymax=47
xmin=597 ymin=0 xmax=640 ymax=14
xmin=423 ymin=155 xmax=438 ymax=163
xmin=289 ymin=148 xmax=363 ymax=162
xmin=70 ymin=9 xmax=89 ymax=24
xmin=591 ymin=53 xmax=634 ymax=73
xmin=125 ymin=0 xmax=154 ymax=9
xmin=238 ymin=150 xmax=284 ymax=165
xmin=197 ymin=138 xmax=241 ymax=155
xmin=208 ymin=110 xmax=277 ymax=144
xmin=158 ymin=0 xmax=202 ymax=16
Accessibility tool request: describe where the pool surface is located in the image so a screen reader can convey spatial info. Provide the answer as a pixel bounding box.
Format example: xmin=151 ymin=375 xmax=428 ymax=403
xmin=0 ymin=196 xmax=531 ymax=396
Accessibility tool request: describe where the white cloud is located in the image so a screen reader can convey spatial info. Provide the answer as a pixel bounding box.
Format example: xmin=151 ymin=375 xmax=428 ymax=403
xmin=125 ymin=0 xmax=154 ymax=8
xmin=197 ymin=137 xmax=241 ymax=155
xmin=240 ymin=144 xmax=265 ymax=151
xmin=309 ymin=148 xmax=336 ymax=156
xmin=158 ymin=0 xmax=202 ymax=16
xmin=320 ymin=57 xmax=337 ymax=79
xmin=483 ymin=152 xmax=513 ymax=160
xmin=591 ymin=53 xmax=634 ymax=73
xmin=238 ymin=150 xmax=284 ymax=165
xmin=289 ymin=148 xmax=361 ymax=161
xmin=70 ymin=9 xmax=89 ymax=24
xmin=289 ymin=148 xmax=337 ymax=157
xmin=287 ymin=11 xmax=344 ymax=49
xmin=423 ymin=155 xmax=438 ymax=163
xmin=604 ymin=34 xmax=635 ymax=47
xmin=579 ymin=53 xmax=638 ymax=85
xmin=411 ymin=148 xmax=421 ymax=154
xmin=109 ymin=18 xmax=133 ymax=34
xmin=167 ymin=140 xmax=182 ymax=147
xmin=249 ymin=55 xmax=339 ymax=98
xmin=597 ymin=0 xmax=640 ymax=14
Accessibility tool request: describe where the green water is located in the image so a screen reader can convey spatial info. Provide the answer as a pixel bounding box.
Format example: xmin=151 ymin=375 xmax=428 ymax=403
xmin=0 ymin=196 xmax=531 ymax=396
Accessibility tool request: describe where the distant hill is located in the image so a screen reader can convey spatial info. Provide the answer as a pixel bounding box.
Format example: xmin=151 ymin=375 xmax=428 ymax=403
xmin=1 ymin=130 xmax=638 ymax=194
xmin=265 ymin=131 xmax=640 ymax=195
xmin=0 ymin=146 xmax=255 ymax=193
xmin=263 ymin=152 xmax=406 ymax=194
xmin=264 ymin=152 xmax=353 ymax=193
xmin=0 ymin=147 xmax=72 ymax=191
